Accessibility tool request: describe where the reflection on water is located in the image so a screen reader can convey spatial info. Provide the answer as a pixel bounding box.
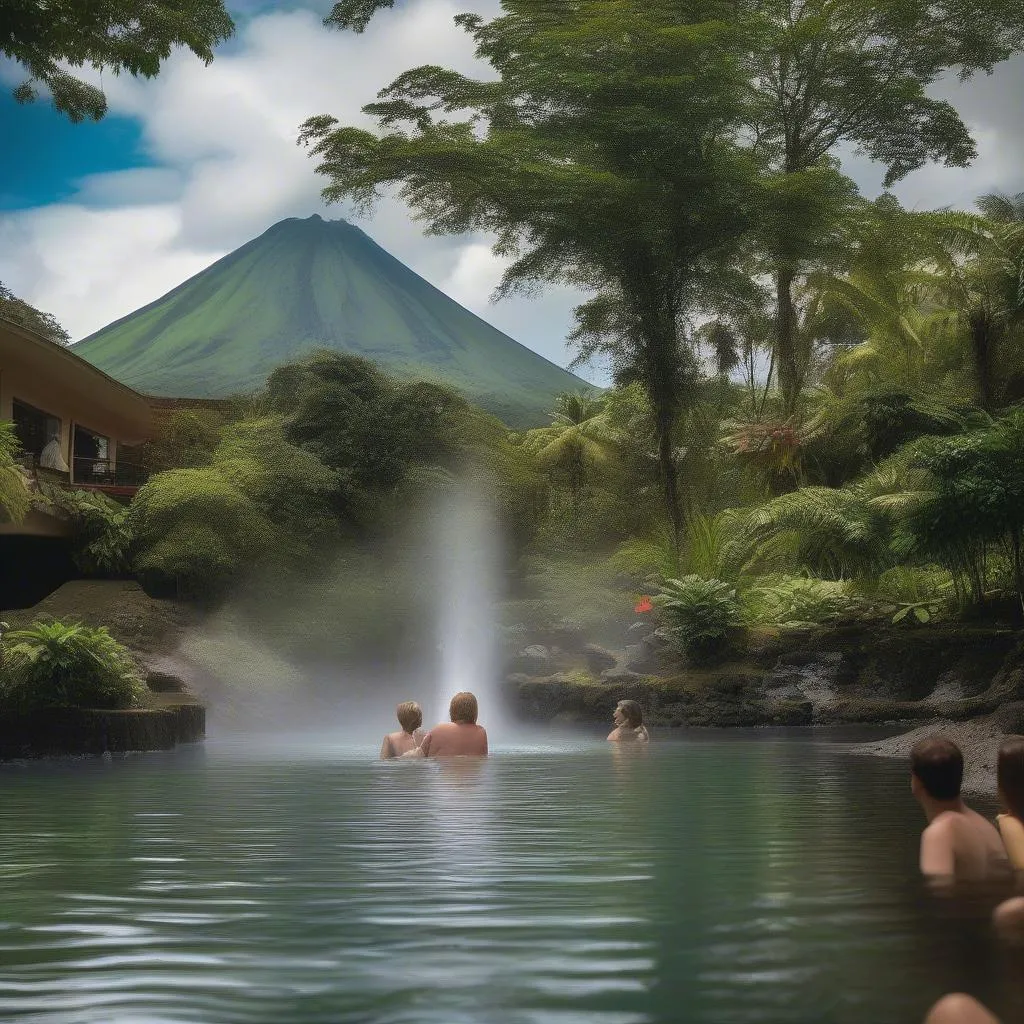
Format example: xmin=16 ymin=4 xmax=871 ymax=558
xmin=1 ymin=734 xmax=1023 ymax=1023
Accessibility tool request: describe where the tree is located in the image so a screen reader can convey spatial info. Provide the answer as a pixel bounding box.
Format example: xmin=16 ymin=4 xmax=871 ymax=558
xmin=918 ymin=192 xmax=1024 ymax=411
xmin=299 ymin=0 xmax=761 ymax=543
xmin=909 ymin=409 xmax=1024 ymax=607
xmin=1 ymin=1 xmax=233 ymax=122
xmin=0 ymin=282 xmax=70 ymax=345
xmin=527 ymin=392 xmax=612 ymax=512
xmin=740 ymin=0 xmax=1024 ymax=415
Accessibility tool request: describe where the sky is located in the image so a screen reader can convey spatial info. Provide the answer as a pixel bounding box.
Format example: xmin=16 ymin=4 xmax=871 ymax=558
xmin=1 ymin=1 xmax=1024 ymax=387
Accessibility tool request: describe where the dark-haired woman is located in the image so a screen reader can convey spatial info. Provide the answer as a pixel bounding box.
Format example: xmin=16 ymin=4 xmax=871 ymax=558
xmin=608 ymin=700 xmax=649 ymax=743
xmin=997 ymin=736 xmax=1024 ymax=870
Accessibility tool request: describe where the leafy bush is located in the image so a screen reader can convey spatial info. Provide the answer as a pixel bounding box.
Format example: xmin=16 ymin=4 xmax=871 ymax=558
xmin=742 ymin=574 xmax=863 ymax=625
xmin=0 ymin=620 xmax=147 ymax=712
xmin=607 ymin=533 xmax=680 ymax=586
xmin=38 ymin=484 xmax=133 ymax=574
xmin=653 ymin=576 xmax=739 ymax=661
xmin=0 ymin=420 xmax=30 ymax=524
xmin=907 ymin=409 xmax=1024 ymax=604
xmin=129 ymin=467 xmax=274 ymax=598
xmin=140 ymin=408 xmax=227 ymax=472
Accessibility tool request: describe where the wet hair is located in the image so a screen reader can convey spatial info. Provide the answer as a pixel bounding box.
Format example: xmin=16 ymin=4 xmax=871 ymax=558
xmin=396 ymin=701 xmax=422 ymax=734
xmin=617 ymin=699 xmax=643 ymax=728
xmin=449 ymin=691 xmax=478 ymax=724
xmin=911 ymin=736 xmax=963 ymax=801
xmin=998 ymin=736 xmax=1024 ymax=820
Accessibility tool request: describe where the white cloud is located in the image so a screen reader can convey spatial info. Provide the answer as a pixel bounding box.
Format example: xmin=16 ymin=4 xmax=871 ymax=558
xmin=0 ymin=0 xmax=602 ymax=379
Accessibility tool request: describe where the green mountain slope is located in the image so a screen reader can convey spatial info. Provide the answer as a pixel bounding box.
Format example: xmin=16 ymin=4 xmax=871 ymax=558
xmin=72 ymin=215 xmax=593 ymax=427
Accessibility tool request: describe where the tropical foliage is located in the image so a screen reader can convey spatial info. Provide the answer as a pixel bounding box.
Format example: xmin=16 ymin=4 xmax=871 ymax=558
xmin=1 ymin=1 xmax=233 ymax=121
xmin=653 ymin=577 xmax=740 ymax=662
xmin=0 ymin=421 xmax=30 ymax=524
xmin=0 ymin=283 xmax=70 ymax=344
xmin=0 ymin=620 xmax=147 ymax=712
xmin=39 ymin=485 xmax=134 ymax=575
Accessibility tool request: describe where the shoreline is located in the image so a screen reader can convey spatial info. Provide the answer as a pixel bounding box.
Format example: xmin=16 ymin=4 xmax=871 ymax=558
xmin=845 ymin=708 xmax=1024 ymax=798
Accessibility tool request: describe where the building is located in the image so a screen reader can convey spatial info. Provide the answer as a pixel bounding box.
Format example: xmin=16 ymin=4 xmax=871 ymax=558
xmin=0 ymin=316 xmax=155 ymax=538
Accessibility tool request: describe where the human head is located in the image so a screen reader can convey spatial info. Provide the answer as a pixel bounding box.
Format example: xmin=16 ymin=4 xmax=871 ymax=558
xmin=449 ymin=691 xmax=478 ymax=724
xmin=615 ymin=699 xmax=643 ymax=729
xmin=998 ymin=736 xmax=1024 ymax=820
xmin=396 ymin=701 xmax=422 ymax=734
xmin=910 ymin=736 xmax=963 ymax=802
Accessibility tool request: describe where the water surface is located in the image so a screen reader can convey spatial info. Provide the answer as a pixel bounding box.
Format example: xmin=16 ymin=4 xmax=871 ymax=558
xmin=2 ymin=732 xmax=1021 ymax=1023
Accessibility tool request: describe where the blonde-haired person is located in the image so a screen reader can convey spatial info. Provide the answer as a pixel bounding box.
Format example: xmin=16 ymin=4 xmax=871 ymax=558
xmin=608 ymin=700 xmax=650 ymax=743
xmin=380 ymin=701 xmax=425 ymax=759
xmin=419 ymin=691 xmax=488 ymax=757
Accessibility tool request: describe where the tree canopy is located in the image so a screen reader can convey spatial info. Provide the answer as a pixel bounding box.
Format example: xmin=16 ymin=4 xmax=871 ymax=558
xmin=300 ymin=0 xmax=764 ymax=542
xmin=1 ymin=0 xmax=234 ymax=121
xmin=0 ymin=283 xmax=70 ymax=345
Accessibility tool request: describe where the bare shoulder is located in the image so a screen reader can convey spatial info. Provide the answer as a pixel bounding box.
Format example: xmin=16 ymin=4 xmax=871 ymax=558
xmin=965 ymin=806 xmax=1002 ymax=836
xmin=924 ymin=813 xmax=956 ymax=838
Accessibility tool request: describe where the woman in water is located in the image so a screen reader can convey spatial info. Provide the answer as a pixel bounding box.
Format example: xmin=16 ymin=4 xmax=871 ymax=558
xmin=379 ymin=701 xmax=425 ymax=759
xmin=607 ymin=699 xmax=650 ymax=743
xmin=997 ymin=736 xmax=1024 ymax=869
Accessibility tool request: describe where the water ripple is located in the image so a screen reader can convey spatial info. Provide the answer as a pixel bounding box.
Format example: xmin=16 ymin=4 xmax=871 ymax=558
xmin=0 ymin=737 xmax=1016 ymax=1022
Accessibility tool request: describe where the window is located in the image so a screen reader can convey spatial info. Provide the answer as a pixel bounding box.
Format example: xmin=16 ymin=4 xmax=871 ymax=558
xmin=73 ymin=424 xmax=111 ymax=482
xmin=12 ymin=398 xmax=61 ymax=461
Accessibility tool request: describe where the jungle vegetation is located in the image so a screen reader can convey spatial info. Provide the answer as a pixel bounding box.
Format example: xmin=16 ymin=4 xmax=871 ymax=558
xmin=6 ymin=0 xmax=1024 ymax=665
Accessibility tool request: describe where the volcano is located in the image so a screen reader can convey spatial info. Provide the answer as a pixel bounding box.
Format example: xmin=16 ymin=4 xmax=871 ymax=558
xmin=73 ymin=215 xmax=592 ymax=426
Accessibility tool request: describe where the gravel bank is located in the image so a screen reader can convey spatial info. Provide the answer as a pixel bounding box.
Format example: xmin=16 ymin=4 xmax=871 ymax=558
xmin=848 ymin=706 xmax=1024 ymax=797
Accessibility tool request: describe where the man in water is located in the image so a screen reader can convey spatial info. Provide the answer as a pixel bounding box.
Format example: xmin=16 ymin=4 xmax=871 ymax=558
xmin=911 ymin=736 xmax=1008 ymax=880
xmin=419 ymin=691 xmax=488 ymax=757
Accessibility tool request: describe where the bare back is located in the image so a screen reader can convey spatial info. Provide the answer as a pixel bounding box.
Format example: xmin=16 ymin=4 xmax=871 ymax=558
xmin=921 ymin=807 xmax=1010 ymax=880
xmin=421 ymin=722 xmax=488 ymax=758
xmin=380 ymin=729 xmax=424 ymax=760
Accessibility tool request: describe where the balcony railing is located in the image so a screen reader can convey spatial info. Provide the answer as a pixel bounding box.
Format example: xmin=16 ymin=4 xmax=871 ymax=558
xmin=16 ymin=452 xmax=148 ymax=488
xmin=71 ymin=457 xmax=149 ymax=489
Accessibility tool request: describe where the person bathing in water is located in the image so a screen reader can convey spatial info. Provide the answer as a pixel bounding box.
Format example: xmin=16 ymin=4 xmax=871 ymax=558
xmin=608 ymin=699 xmax=649 ymax=743
xmin=911 ymin=736 xmax=1008 ymax=881
xmin=418 ymin=691 xmax=488 ymax=758
xmin=996 ymin=736 xmax=1024 ymax=870
xmin=379 ymin=701 xmax=425 ymax=760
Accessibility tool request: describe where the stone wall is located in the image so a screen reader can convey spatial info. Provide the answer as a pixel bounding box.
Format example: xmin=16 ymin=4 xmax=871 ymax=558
xmin=506 ymin=623 xmax=1024 ymax=728
xmin=0 ymin=702 xmax=205 ymax=759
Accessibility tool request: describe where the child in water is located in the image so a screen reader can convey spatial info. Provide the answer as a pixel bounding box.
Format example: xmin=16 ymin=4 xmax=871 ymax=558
xmin=607 ymin=699 xmax=650 ymax=743
xmin=379 ymin=701 xmax=425 ymax=759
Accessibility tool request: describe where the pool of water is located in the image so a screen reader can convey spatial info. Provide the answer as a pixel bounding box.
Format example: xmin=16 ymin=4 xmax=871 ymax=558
xmin=1 ymin=731 xmax=1022 ymax=1023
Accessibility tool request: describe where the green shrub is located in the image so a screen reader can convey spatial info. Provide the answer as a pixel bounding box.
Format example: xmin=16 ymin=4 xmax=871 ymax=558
xmin=0 ymin=620 xmax=147 ymax=712
xmin=741 ymin=574 xmax=863 ymax=625
xmin=653 ymin=576 xmax=739 ymax=660
xmin=129 ymin=467 xmax=274 ymax=598
xmin=0 ymin=420 xmax=30 ymax=524
xmin=38 ymin=484 xmax=133 ymax=575
xmin=606 ymin=534 xmax=680 ymax=586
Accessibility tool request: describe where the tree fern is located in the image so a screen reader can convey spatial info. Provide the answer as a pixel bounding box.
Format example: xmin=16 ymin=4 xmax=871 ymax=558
xmin=0 ymin=421 xmax=30 ymax=524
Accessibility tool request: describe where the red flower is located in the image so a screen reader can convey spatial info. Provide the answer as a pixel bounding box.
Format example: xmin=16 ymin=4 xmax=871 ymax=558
xmin=635 ymin=596 xmax=653 ymax=614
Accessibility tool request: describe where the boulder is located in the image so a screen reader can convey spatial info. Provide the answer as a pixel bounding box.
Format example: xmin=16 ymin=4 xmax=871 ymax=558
xmin=600 ymin=667 xmax=644 ymax=684
xmin=507 ymin=645 xmax=552 ymax=675
xmin=582 ymin=644 xmax=617 ymax=674
xmin=621 ymin=640 xmax=664 ymax=674
xmin=146 ymin=670 xmax=188 ymax=693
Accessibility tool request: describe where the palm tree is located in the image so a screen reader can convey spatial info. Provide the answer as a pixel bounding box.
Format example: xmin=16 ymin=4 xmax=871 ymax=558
xmin=531 ymin=391 xmax=614 ymax=511
xmin=919 ymin=192 xmax=1024 ymax=411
